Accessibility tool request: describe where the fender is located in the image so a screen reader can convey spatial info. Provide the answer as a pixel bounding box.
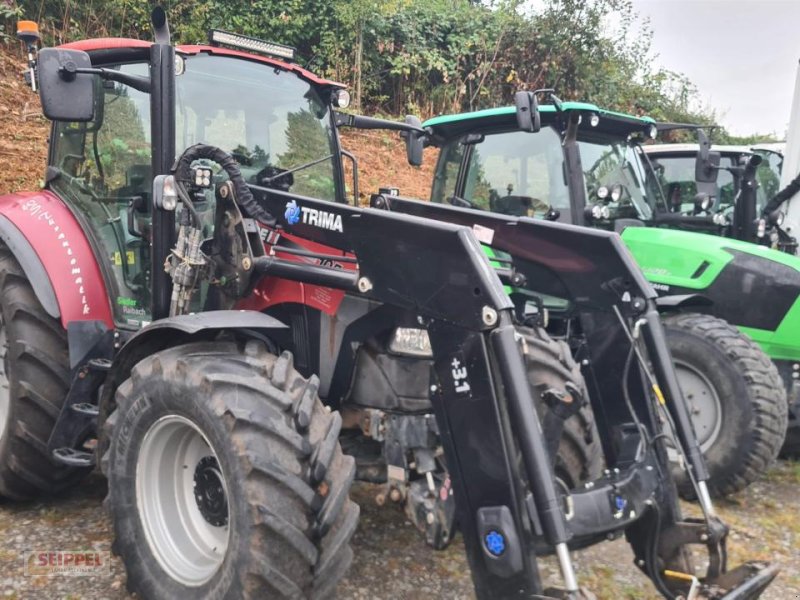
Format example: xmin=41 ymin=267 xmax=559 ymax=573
xmin=655 ymin=294 xmax=713 ymax=310
xmin=0 ymin=191 xmax=113 ymax=328
xmin=108 ymin=310 xmax=289 ymax=387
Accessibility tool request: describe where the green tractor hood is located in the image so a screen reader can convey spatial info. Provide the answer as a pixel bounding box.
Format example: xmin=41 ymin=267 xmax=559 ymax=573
xmin=622 ymin=226 xmax=800 ymax=360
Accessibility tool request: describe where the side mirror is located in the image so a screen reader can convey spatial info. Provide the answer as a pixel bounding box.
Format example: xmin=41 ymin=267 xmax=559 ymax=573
xmin=515 ymin=91 xmax=540 ymax=133
xmin=404 ymin=115 xmax=424 ymax=167
xmin=695 ymin=129 xmax=719 ymax=184
xmin=38 ymin=48 xmax=95 ymax=122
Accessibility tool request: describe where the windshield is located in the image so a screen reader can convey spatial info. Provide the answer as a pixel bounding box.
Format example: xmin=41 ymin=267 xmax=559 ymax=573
xmin=432 ymin=128 xmax=571 ymax=219
xmin=649 ymin=152 xmax=776 ymax=216
xmin=177 ymin=54 xmax=337 ymax=200
xmin=578 ymin=138 xmax=654 ymax=220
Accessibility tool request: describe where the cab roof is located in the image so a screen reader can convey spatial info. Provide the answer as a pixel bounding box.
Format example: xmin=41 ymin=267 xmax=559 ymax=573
xmin=59 ymin=38 xmax=345 ymax=89
xmin=642 ymin=143 xmax=754 ymax=156
xmin=422 ymin=102 xmax=655 ymax=141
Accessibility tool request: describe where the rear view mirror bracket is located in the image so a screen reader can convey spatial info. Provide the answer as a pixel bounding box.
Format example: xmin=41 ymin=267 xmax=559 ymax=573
xmin=695 ymin=129 xmax=720 ymax=184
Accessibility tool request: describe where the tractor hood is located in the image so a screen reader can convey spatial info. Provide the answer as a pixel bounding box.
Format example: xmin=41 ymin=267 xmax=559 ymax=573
xmin=621 ymin=226 xmax=800 ymax=359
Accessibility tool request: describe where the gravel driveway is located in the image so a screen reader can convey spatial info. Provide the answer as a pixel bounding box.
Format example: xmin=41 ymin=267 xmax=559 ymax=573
xmin=0 ymin=462 xmax=796 ymax=599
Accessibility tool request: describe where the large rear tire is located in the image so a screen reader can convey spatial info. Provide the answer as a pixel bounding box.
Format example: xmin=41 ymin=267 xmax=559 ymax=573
xmin=519 ymin=325 xmax=604 ymax=488
xmin=663 ymin=313 xmax=787 ymax=498
xmin=103 ymin=340 xmax=359 ymax=599
xmin=0 ymin=244 xmax=86 ymax=499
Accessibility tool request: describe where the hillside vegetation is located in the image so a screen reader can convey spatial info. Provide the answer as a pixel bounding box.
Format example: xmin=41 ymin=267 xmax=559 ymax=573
xmin=0 ymin=0 xmax=772 ymax=143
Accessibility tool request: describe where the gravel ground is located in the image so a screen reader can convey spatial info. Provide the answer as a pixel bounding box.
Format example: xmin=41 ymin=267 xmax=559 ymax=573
xmin=0 ymin=461 xmax=796 ymax=599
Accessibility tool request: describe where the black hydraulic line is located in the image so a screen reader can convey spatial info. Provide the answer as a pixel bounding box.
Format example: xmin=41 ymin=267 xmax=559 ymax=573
xmin=763 ymin=169 xmax=800 ymax=216
xmin=340 ymin=149 xmax=359 ymax=204
xmin=175 ymin=143 xmax=275 ymax=226
xmin=252 ymin=255 xmax=359 ymax=290
xmin=640 ymin=308 xmax=710 ymax=482
xmin=490 ymin=315 xmax=569 ymax=546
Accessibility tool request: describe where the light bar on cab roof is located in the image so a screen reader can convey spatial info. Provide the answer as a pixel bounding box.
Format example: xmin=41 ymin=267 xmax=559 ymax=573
xmin=208 ymin=29 xmax=296 ymax=62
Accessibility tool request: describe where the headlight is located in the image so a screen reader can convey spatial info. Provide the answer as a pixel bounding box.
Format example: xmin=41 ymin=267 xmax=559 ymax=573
xmin=647 ymin=124 xmax=657 ymax=140
xmin=610 ymin=184 xmax=623 ymax=202
xmin=154 ymin=175 xmax=178 ymax=211
xmin=590 ymin=204 xmax=610 ymax=220
xmin=590 ymin=113 xmax=600 ymax=127
xmin=389 ymin=328 xmax=433 ymax=357
xmin=332 ymin=89 xmax=351 ymax=109
xmin=597 ymin=186 xmax=609 ymax=200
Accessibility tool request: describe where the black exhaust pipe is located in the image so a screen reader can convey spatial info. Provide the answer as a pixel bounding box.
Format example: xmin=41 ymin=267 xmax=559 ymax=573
xmin=152 ymin=6 xmax=170 ymax=46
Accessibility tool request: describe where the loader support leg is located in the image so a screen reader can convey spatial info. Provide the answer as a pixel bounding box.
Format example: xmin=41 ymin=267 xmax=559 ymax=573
xmin=641 ymin=310 xmax=711 ymax=486
xmin=427 ymin=319 xmax=545 ymax=598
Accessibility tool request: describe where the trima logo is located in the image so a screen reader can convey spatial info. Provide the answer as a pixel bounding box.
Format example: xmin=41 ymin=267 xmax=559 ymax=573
xmin=284 ymin=200 xmax=301 ymax=225
xmin=283 ymin=200 xmax=344 ymax=233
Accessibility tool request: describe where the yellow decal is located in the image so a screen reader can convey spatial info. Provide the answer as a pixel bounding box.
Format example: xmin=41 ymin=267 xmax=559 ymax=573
xmin=112 ymin=251 xmax=136 ymax=266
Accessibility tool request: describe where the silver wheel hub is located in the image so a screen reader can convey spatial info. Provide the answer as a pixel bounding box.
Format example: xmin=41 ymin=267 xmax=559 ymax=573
xmin=674 ymin=360 xmax=723 ymax=452
xmin=136 ymin=415 xmax=230 ymax=587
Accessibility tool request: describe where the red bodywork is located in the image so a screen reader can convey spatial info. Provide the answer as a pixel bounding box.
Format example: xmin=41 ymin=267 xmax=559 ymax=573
xmin=238 ymin=231 xmax=355 ymax=316
xmin=0 ymin=191 xmax=113 ymax=328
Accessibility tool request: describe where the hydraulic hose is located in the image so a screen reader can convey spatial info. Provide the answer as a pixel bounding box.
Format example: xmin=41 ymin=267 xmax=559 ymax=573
xmin=174 ymin=143 xmax=276 ymax=225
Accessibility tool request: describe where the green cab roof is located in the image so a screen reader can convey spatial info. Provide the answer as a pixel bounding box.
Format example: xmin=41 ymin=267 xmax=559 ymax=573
xmin=423 ymin=102 xmax=655 ymax=141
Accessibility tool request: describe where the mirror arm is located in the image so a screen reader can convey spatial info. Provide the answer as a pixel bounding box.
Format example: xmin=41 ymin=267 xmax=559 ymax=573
xmin=333 ymin=111 xmax=427 ymax=136
xmin=61 ymin=66 xmax=152 ymax=94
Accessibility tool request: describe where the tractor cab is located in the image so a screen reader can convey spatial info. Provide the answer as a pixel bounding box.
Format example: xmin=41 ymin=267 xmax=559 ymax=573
xmin=40 ymin=33 xmax=347 ymax=328
xmin=643 ymin=136 xmax=789 ymax=248
xmin=426 ymin=101 xmax=662 ymax=230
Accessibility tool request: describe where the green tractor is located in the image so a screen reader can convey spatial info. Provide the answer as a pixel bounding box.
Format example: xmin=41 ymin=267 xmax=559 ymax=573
xmin=369 ymin=95 xmax=796 ymax=498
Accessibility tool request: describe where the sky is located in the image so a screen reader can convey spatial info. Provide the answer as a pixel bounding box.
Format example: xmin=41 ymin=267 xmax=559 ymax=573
xmin=630 ymin=0 xmax=800 ymax=138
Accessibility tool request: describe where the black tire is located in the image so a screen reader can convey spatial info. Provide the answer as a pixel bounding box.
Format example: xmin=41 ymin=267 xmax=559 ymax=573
xmin=0 ymin=243 xmax=86 ymax=500
xmin=518 ymin=325 xmax=604 ymax=488
xmin=103 ymin=340 xmax=359 ymax=599
xmin=663 ymin=313 xmax=788 ymax=498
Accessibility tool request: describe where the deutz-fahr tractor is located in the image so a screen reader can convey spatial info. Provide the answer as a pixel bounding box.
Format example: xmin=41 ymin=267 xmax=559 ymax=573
xmin=365 ymin=94 xmax=794 ymax=498
xmin=1 ymin=10 xmax=777 ymax=599
xmin=641 ymin=129 xmax=793 ymax=253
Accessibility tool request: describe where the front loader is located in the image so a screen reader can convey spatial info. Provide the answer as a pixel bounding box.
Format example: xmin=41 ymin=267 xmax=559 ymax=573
xmin=0 ymin=9 xmax=777 ymax=599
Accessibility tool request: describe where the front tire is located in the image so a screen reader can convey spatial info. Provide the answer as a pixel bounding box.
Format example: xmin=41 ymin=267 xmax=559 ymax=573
xmin=663 ymin=313 xmax=788 ymax=498
xmin=104 ymin=340 xmax=359 ymax=599
xmin=519 ymin=325 xmax=604 ymax=488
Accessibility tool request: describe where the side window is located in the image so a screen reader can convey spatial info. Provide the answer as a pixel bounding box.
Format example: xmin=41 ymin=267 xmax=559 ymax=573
xmin=50 ymin=62 xmax=153 ymax=327
xmin=431 ymin=141 xmax=464 ymax=203
xmin=461 ymin=129 xmax=569 ymax=219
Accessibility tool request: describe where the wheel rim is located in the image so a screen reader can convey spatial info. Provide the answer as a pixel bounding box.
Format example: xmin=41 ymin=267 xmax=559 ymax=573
xmin=0 ymin=318 xmax=10 ymax=444
xmin=674 ymin=359 xmax=723 ymax=452
xmin=136 ymin=415 xmax=230 ymax=587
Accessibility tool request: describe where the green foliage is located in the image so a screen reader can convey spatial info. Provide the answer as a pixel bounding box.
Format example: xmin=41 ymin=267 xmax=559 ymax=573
xmin=8 ymin=0 xmax=757 ymax=136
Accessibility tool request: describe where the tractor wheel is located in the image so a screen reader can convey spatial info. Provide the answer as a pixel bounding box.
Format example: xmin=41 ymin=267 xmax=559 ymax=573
xmin=518 ymin=325 xmax=604 ymax=488
xmin=103 ymin=341 xmax=359 ymax=599
xmin=663 ymin=313 xmax=788 ymax=499
xmin=0 ymin=244 xmax=86 ymax=500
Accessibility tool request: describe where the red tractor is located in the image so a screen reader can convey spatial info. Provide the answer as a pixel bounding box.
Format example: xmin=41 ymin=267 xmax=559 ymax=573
xmin=0 ymin=8 xmax=778 ymax=599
